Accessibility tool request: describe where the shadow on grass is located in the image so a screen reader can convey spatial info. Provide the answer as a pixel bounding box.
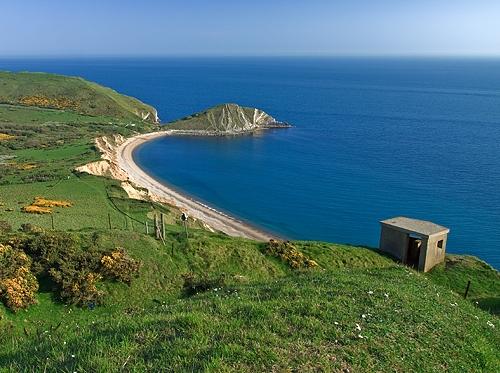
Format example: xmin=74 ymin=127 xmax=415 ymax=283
xmin=476 ymin=297 xmax=500 ymax=315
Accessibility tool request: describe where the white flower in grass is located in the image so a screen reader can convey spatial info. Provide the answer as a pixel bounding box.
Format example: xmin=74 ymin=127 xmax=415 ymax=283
xmin=355 ymin=323 xmax=362 ymax=331
xmin=71 ymin=354 xmax=75 ymax=358
xmin=384 ymin=293 xmax=389 ymax=298
xmin=334 ymin=321 xmax=339 ymax=325
xmin=367 ymin=291 xmax=374 ymax=295
xmin=358 ymin=334 xmax=364 ymax=339
xmin=487 ymin=321 xmax=495 ymax=328
xmin=361 ymin=314 xmax=367 ymax=319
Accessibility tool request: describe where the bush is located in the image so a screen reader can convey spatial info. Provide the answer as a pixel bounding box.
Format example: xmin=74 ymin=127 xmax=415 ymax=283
xmin=182 ymin=272 xmax=226 ymax=296
xmin=4 ymin=232 xmax=142 ymax=309
xmin=0 ymin=244 xmax=38 ymax=312
xmin=22 ymin=231 xmax=77 ymax=276
xmin=19 ymin=223 xmax=44 ymax=234
xmin=265 ymin=240 xmax=318 ymax=269
xmin=100 ymin=248 xmax=141 ymax=285
xmin=0 ymin=220 xmax=12 ymax=233
xmin=49 ymin=267 xmax=103 ymax=306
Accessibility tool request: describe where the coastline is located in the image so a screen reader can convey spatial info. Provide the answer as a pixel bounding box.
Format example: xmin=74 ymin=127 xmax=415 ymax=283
xmin=116 ymin=130 xmax=276 ymax=241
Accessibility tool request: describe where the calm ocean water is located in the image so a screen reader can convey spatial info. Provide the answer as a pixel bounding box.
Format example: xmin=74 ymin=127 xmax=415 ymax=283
xmin=1 ymin=57 xmax=499 ymax=268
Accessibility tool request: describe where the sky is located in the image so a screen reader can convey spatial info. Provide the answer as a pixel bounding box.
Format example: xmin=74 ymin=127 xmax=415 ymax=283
xmin=1 ymin=0 xmax=499 ymax=57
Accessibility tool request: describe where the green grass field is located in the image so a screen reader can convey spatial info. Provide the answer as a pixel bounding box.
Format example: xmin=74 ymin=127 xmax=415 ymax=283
xmin=0 ymin=71 xmax=498 ymax=372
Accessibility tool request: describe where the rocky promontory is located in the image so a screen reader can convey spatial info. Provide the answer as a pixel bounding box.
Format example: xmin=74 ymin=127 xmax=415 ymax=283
xmin=167 ymin=103 xmax=290 ymax=135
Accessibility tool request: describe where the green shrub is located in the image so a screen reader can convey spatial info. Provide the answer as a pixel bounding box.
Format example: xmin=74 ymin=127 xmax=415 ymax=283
xmin=19 ymin=223 xmax=44 ymax=234
xmin=0 ymin=220 xmax=11 ymax=233
xmin=49 ymin=267 xmax=103 ymax=306
xmin=22 ymin=231 xmax=77 ymax=275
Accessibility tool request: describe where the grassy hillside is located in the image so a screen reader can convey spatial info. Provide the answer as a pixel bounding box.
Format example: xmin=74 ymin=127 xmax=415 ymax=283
xmin=0 ymin=227 xmax=498 ymax=371
xmin=0 ymin=73 xmax=160 ymax=184
xmin=168 ymin=103 xmax=277 ymax=133
xmin=0 ymin=71 xmax=158 ymax=123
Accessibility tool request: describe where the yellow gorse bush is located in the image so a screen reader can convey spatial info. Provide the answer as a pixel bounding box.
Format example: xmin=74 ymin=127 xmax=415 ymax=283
xmin=0 ymin=133 xmax=15 ymax=141
xmin=22 ymin=196 xmax=73 ymax=214
xmin=32 ymin=197 xmax=72 ymax=208
xmin=100 ymin=248 xmax=141 ymax=285
xmin=265 ymin=240 xmax=319 ymax=269
xmin=0 ymin=244 xmax=39 ymax=312
xmin=18 ymin=95 xmax=78 ymax=111
xmin=21 ymin=205 xmax=52 ymax=214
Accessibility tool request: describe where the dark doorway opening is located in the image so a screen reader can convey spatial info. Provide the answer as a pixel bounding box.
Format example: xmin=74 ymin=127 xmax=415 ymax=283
xmin=406 ymin=235 xmax=422 ymax=268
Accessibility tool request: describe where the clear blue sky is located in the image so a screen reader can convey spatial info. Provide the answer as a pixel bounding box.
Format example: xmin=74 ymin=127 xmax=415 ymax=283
xmin=1 ymin=0 xmax=499 ymax=57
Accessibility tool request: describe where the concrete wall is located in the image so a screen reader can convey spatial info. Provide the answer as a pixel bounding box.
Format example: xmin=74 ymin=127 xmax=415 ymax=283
xmin=422 ymin=233 xmax=447 ymax=272
xmin=379 ymin=226 xmax=408 ymax=261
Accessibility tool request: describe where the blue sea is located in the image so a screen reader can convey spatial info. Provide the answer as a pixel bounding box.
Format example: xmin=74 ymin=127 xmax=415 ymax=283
xmin=1 ymin=57 xmax=499 ymax=268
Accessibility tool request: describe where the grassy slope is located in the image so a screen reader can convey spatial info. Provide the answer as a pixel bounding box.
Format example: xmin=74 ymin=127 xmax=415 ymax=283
xmin=426 ymin=255 xmax=500 ymax=314
xmin=0 ymin=73 xmax=498 ymax=371
xmin=0 ymin=71 xmax=157 ymax=122
xmin=0 ymin=231 xmax=498 ymax=371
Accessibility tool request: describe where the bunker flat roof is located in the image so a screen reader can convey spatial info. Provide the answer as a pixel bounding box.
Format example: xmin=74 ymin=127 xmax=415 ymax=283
xmin=380 ymin=216 xmax=449 ymax=237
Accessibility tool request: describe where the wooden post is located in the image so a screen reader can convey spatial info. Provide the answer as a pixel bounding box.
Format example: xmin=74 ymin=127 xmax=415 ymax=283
xmin=161 ymin=213 xmax=165 ymax=240
xmin=155 ymin=214 xmax=161 ymax=240
xmin=183 ymin=220 xmax=188 ymax=240
xmin=51 ymin=214 xmax=54 ymax=230
xmin=108 ymin=213 xmax=112 ymax=230
xmin=464 ymin=280 xmax=471 ymax=299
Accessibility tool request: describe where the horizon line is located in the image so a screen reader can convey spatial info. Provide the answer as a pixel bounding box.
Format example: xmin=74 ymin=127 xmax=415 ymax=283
xmin=1 ymin=53 xmax=500 ymax=60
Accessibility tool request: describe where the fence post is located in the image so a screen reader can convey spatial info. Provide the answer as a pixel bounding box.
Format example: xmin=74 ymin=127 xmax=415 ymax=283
xmin=155 ymin=214 xmax=161 ymax=240
xmin=464 ymin=280 xmax=471 ymax=299
xmin=161 ymin=213 xmax=165 ymax=240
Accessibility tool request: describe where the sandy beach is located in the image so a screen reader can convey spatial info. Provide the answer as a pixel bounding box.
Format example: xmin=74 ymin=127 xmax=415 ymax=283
xmin=116 ymin=131 xmax=275 ymax=241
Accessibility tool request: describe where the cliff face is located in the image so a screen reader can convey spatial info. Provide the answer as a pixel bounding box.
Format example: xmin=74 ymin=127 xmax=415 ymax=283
xmin=167 ymin=103 xmax=288 ymax=134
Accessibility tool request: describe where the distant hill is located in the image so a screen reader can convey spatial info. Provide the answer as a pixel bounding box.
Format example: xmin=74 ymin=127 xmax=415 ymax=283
xmin=0 ymin=71 xmax=159 ymax=123
xmin=167 ymin=103 xmax=289 ymax=134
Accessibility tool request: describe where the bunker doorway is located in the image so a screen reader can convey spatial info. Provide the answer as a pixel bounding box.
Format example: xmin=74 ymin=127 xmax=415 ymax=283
xmin=406 ymin=235 xmax=422 ymax=268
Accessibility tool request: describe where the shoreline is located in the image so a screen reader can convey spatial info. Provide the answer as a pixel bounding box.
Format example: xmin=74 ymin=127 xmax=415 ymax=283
xmin=116 ymin=130 xmax=277 ymax=241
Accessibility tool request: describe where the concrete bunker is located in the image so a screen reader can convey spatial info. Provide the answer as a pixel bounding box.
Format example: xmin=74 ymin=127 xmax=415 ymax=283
xmin=379 ymin=217 xmax=449 ymax=272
